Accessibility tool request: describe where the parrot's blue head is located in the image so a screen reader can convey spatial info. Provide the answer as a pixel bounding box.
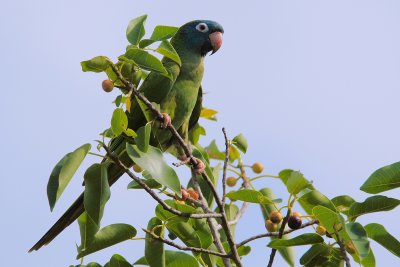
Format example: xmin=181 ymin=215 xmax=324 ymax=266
xmin=173 ymin=20 xmax=224 ymax=57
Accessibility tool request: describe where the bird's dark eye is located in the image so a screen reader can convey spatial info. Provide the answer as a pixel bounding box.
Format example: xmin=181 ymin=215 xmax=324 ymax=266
xmin=195 ymin=23 xmax=209 ymax=33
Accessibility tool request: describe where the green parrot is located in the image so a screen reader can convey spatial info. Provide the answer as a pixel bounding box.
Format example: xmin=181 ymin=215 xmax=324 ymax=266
xmin=29 ymin=20 xmax=224 ymax=252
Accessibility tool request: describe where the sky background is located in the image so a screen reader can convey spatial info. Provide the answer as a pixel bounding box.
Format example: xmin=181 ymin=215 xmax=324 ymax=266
xmin=1 ymin=0 xmax=400 ymax=266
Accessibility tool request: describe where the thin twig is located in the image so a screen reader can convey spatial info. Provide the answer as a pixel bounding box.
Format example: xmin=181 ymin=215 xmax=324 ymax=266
xmin=143 ymin=229 xmax=230 ymax=258
xmin=267 ymin=208 xmax=291 ymax=267
xmin=190 ymin=169 xmax=231 ymax=267
xmin=237 ymin=219 xmax=319 ymax=247
xmin=226 ymin=158 xmax=252 ymax=228
xmin=334 ymin=224 xmax=351 ymax=267
xmin=221 ymin=127 xmax=230 ymax=207
xmin=102 ymin=144 xmax=221 ymax=219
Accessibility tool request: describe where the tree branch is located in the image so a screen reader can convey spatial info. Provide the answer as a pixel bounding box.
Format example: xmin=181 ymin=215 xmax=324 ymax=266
xmin=142 ymin=229 xmax=230 ymax=258
xmin=334 ymin=224 xmax=351 ymax=267
xmin=102 ymin=144 xmax=221 ymax=219
xmin=190 ymin=169 xmax=231 ymax=267
xmin=237 ymin=219 xmax=319 ymax=247
xmin=221 ymin=127 xmax=230 ymax=207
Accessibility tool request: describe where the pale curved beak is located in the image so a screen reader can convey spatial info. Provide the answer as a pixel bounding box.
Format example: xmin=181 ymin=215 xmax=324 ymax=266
xmin=209 ymin=31 xmax=223 ymax=55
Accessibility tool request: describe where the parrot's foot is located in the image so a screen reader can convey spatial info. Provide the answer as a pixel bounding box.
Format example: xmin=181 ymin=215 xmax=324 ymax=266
xmin=160 ymin=112 xmax=171 ymax=129
xmin=174 ymin=155 xmax=205 ymax=174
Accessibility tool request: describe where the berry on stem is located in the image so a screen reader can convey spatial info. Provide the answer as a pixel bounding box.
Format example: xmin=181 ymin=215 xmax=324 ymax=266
xmin=269 ymin=211 xmax=283 ymax=224
xmin=102 ymin=79 xmax=114 ymax=92
xmin=226 ymin=177 xmax=237 ymax=187
xmin=265 ymin=220 xmax=279 ymax=232
xmin=287 ymin=212 xmax=302 ymax=230
xmin=251 ymin=162 xmax=264 ymax=173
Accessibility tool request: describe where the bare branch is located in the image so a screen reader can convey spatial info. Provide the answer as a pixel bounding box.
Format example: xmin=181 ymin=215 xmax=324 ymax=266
xmin=237 ymin=219 xmax=319 ymax=247
xmin=143 ymin=229 xmax=230 ymax=258
xmin=102 ymin=144 xmax=222 ymax=219
xmin=190 ymin=169 xmax=231 ymax=267
xmin=221 ymin=127 xmax=230 ymax=207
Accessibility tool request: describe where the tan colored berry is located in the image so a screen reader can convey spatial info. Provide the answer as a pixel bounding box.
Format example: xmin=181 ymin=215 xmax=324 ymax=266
xmin=291 ymin=211 xmax=302 ymax=217
xmin=265 ymin=220 xmax=279 ymax=232
xmin=102 ymin=79 xmax=114 ymax=92
xmin=180 ymin=188 xmax=189 ymax=201
xmin=132 ymin=164 xmax=143 ymax=173
xmin=269 ymin=211 xmax=283 ymax=224
xmin=251 ymin=162 xmax=264 ymax=173
xmin=226 ymin=177 xmax=237 ymax=187
xmin=315 ymin=225 xmax=327 ymax=236
xmin=187 ymin=188 xmax=199 ymax=200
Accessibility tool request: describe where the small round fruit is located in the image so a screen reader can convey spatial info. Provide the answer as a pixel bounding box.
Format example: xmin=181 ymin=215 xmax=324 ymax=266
xmin=251 ymin=162 xmax=264 ymax=173
xmin=291 ymin=211 xmax=302 ymax=217
xmin=102 ymin=79 xmax=114 ymax=92
xmin=287 ymin=215 xmax=302 ymax=230
xmin=269 ymin=211 xmax=283 ymax=224
xmin=226 ymin=177 xmax=237 ymax=187
xmin=315 ymin=225 xmax=327 ymax=236
xmin=180 ymin=188 xmax=189 ymax=201
xmin=345 ymin=241 xmax=356 ymax=254
xmin=168 ymin=232 xmax=177 ymax=240
xmin=132 ymin=164 xmax=143 ymax=173
xmin=265 ymin=219 xmax=279 ymax=232
xmin=187 ymin=188 xmax=199 ymax=200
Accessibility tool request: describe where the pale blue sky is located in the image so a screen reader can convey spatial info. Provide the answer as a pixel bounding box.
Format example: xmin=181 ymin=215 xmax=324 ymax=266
xmin=2 ymin=0 xmax=400 ymax=266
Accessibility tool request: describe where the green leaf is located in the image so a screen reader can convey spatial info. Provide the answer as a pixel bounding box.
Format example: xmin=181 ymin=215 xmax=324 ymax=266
xmin=139 ymin=39 xmax=156 ymax=48
xmin=86 ymin=263 xmax=103 ymax=267
xmin=204 ymin=140 xmax=225 ymax=160
xmin=299 ymin=243 xmax=329 ymax=265
xmin=47 ymin=143 xmax=91 ymax=211
xmin=190 ymin=216 xmax=213 ymax=248
xmin=165 ymin=221 xmax=201 ymax=248
xmin=77 ymin=224 xmax=137 ymax=258
xmin=126 ymin=15 xmax=147 ymax=45
xmin=364 ymin=223 xmax=400 ymax=257
xmin=298 ymin=190 xmax=336 ymax=215
xmin=200 ymin=108 xmax=218 ymax=121
xmin=226 ymin=189 xmax=275 ymax=204
xmin=145 ymin=217 xmax=165 ymax=267
xmin=125 ymin=48 xmax=167 ymax=74
xmin=127 ymin=178 xmax=161 ymax=189
xmin=150 ymin=25 xmax=178 ymax=41
xmin=361 ymin=161 xmax=400 ymax=194
xmin=312 ymin=205 xmax=343 ymax=233
xmin=135 ymin=123 xmax=152 ymax=152
xmin=232 ymin=133 xmax=248 ymax=154
xmin=165 ymin=251 xmax=199 ymax=267
xmin=83 ymin=163 xmax=110 ymax=226
xmin=267 ymin=233 xmax=323 ymax=248
xmin=111 ymin=108 xmax=128 ymax=136
xmin=345 ymin=222 xmax=370 ymax=258
xmin=279 ymin=169 xmax=294 ymax=184
xmin=126 ymin=144 xmax=180 ymax=194
xmin=285 ymin=171 xmax=311 ymax=194
xmin=156 ymin=40 xmax=181 ymax=66
xmin=155 ymin=199 xmax=197 ymax=222
xmin=109 ymin=254 xmax=133 ymax=267
xmin=348 ymin=195 xmax=400 ymax=221
xmin=237 ymin=246 xmax=251 ymax=257
xmin=81 ymin=56 xmax=111 ymax=72
xmin=124 ymin=128 xmax=137 ymax=138
xmin=259 ymin=188 xmax=295 ymax=267
xmin=361 ymin=249 xmax=376 ymax=267
xmin=77 ymin=212 xmax=99 ymax=252
xmin=188 ymin=123 xmax=206 ymax=145
xmin=331 ymin=195 xmax=356 ymax=216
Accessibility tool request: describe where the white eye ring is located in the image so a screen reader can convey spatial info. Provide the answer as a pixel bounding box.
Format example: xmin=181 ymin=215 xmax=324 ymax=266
xmin=196 ymin=23 xmax=209 ymax=33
